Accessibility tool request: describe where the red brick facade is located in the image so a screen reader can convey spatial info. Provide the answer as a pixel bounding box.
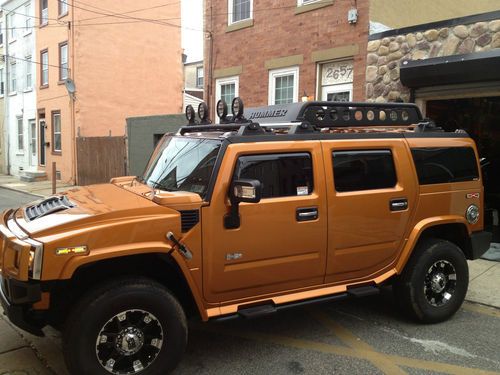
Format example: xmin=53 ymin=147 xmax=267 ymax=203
xmin=205 ymin=0 xmax=369 ymax=118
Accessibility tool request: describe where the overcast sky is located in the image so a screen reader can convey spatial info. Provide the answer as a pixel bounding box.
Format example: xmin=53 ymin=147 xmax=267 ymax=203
xmin=181 ymin=0 xmax=204 ymax=63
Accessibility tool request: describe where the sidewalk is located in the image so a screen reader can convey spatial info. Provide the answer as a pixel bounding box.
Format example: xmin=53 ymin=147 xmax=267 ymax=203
xmin=0 ymin=174 xmax=75 ymax=197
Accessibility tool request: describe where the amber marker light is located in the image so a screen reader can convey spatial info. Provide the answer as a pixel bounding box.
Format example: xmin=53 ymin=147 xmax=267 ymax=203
xmin=56 ymin=246 xmax=88 ymax=256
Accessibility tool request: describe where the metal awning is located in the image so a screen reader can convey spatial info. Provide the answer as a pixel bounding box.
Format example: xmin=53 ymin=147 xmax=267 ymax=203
xmin=400 ymin=49 xmax=500 ymax=89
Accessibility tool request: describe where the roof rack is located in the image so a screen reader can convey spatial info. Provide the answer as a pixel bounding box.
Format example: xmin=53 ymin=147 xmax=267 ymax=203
xmin=179 ymin=98 xmax=439 ymax=136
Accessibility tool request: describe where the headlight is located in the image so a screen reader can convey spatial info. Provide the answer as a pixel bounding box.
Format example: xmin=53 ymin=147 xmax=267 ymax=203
xmin=466 ymin=204 xmax=479 ymax=224
xmin=26 ymin=239 xmax=44 ymax=280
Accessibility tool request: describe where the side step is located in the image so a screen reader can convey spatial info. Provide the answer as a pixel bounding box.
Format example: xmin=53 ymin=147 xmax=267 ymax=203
xmin=215 ymin=284 xmax=379 ymax=322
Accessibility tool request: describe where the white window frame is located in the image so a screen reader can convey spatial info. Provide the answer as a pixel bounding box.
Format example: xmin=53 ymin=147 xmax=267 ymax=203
xmin=297 ymin=0 xmax=322 ymax=5
xmin=8 ymin=13 xmax=16 ymax=41
xmin=24 ymin=3 xmax=32 ymax=35
xmin=52 ymin=112 xmax=62 ymax=153
xmin=41 ymin=50 xmax=48 ymax=86
xmin=17 ymin=117 xmax=24 ymax=151
xmin=268 ymin=66 xmax=299 ymax=105
xmin=25 ymin=55 xmax=32 ymax=90
xmin=59 ymin=43 xmax=68 ymax=80
xmin=215 ymin=75 xmax=239 ymax=122
xmin=59 ymin=0 xmax=69 ymax=16
xmin=196 ymin=66 xmax=204 ymax=88
xmin=9 ymin=59 xmax=17 ymax=94
xmin=228 ymin=0 xmax=253 ymax=25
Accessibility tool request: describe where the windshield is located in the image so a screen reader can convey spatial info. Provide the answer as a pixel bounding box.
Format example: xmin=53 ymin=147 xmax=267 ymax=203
xmin=142 ymin=136 xmax=221 ymax=198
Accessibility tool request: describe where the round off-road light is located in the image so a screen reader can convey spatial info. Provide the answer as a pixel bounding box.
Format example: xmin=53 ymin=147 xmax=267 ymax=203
xmin=217 ymin=100 xmax=228 ymax=119
xmin=198 ymin=102 xmax=208 ymax=122
xmin=231 ymin=97 xmax=244 ymax=119
xmin=466 ymin=204 xmax=479 ymax=224
xmin=185 ymin=105 xmax=196 ymax=123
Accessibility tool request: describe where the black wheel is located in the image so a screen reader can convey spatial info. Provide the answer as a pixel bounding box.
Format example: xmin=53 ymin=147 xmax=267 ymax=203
xmin=63 ymin=278 xmax=187 ymax=375
xmin=393 ymin=238 xmax=469 ymax=323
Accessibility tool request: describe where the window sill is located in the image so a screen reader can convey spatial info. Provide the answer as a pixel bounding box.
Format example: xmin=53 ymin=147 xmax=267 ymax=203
xmin=57 ymin=80 xmax=67 ymax=85
xmin=295 ymin=0 xmax=334 ymax=15
xmin=40 ymin=84 xmax=49 ymax=90
xmin=51 ymin=151 xmax=62 ymax=156
xmin=226 ymin=18 xmax=254 ymax=33
xmin=0 ymin=94 xmax=4 ymax=98
xmin=8 ymin=92 xmax=17 ymax=96
xmin=39 ymin=22 xmax=48 ymax=29
xmin=58 ymin=12 xmax=68 ymax=19
xmin=23 ymin=88 xmax=33 ymax=93
xmin=23 ymin=31 xmax=32 ymax=37
xmin=16 ymin=152 xmax=24 ymax=156
xmin=8 ymin=39 xmax=16 ymax=44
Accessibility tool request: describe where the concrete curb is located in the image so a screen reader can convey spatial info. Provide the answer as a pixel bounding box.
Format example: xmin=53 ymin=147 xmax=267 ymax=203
xmin=0 ymin=184 xmax=44 ymax=198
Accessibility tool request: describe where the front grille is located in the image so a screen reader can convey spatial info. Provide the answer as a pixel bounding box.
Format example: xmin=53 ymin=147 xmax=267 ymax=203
xmin=180 ymin=210 xmax=200 ymax=232
xmin=25 ymin=196 xmax=75 ymax=222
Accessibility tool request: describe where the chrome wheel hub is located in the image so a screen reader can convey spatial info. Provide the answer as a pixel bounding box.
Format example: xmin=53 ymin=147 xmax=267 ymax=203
xmin=424 ymin=260 xmax=457 ymax=307
xmin=96 ymin=309 xmax=164 ymax=374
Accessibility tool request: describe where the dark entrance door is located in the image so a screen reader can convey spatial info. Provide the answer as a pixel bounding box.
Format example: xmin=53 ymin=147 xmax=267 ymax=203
xmin=39 ymin=118 xmax=46 ymax=166
xmin=426 ymin=96 xmax=500 ymax=241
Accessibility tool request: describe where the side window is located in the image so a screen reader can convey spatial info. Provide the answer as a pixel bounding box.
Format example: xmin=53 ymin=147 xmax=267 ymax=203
xmin=233 ymin=153 xmax=313 ymax=198
xmin=333 ymin=150 xmax=397 ymax=192
xmin=411 ymin=147 xmax=479 ymax=184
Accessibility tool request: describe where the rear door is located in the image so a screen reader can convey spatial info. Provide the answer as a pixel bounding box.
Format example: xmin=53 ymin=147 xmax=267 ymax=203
xmin=202 ymin=141 xmax=328 ymax=303
xmin=321 ymin=139 xmax=417 ymax=283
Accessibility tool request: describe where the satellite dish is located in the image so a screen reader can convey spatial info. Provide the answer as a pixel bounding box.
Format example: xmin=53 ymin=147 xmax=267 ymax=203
xmin=65 ymin=79 xmax=76 ymax=100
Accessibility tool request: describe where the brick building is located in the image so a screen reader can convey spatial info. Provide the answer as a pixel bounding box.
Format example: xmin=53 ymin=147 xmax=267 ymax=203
xmin=204 ymin=0 xmax=369 ymax=119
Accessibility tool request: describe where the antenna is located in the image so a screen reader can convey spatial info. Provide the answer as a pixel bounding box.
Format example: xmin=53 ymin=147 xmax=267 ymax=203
xmin=65 ymin=79 xmax=76 ymax=100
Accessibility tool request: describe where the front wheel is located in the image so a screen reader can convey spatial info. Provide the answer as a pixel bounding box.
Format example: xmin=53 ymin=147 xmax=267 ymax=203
xmin=393 ymin=238 xmax=469 ymax=323
xmin=63 ymin=278 xmax=187 ymax=375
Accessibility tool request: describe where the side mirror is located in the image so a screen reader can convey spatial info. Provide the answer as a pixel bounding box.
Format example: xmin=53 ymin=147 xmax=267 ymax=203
xmin=230 ymin=179 xmax=262 ymax=204
xmin=225 ymin=179 xmax=262 ymax=229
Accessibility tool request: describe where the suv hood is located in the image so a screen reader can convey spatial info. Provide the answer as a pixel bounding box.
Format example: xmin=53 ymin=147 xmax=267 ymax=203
xmin=14 ymin=184 xmax=166 ymax=236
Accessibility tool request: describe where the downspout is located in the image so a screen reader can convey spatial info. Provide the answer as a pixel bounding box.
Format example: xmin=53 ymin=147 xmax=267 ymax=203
xmin=70 ymin=11 xmax=76 ymax=185
xmin=4 ymin=12 xmax=10 ymax=175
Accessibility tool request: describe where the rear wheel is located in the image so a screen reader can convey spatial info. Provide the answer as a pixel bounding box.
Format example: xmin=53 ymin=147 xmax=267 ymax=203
xmin=394 ymin=238 xmax=469 ymax=323
xmin=63 ymin=278 xmax=187 ymax=375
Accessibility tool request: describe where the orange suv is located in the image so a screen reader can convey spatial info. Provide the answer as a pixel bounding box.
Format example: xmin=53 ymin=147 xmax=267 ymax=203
xmin=0 ymin=99 xmax=492 ymax=375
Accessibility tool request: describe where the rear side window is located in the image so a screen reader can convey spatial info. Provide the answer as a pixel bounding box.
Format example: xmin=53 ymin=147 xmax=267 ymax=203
xmin=411 ymin=147 xmax=479 ymax=184
xmin=233 ymin=153 xmax=313 ymax=198
xmin=332 ymin=150 xmax=397 ymax=192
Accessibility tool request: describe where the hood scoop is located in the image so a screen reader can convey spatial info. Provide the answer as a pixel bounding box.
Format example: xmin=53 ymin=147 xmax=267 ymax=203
xmin=25 ymin=195 xmax=76 ymax=221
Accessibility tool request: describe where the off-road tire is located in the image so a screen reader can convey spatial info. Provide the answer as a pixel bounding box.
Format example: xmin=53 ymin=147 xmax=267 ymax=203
xmin=393 ymin=238 xmax=468 ymax=323
xmin=63 ymin=277 xmax=187 ymax=375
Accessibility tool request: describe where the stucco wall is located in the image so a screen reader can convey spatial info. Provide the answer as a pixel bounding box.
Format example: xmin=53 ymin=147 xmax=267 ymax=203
xmin=370 ymin=0 xmax=500 ymax=29
xmin=365 ymin=18 xmax=500 ymax=102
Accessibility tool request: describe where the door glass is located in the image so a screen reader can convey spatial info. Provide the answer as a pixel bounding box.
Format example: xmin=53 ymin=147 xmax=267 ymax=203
xmin=30 ymin=121 xmax=36 ymax=155
xmin=327 ymin=91 xmax=350 ymax=102
xmin=233 ymin=153 xmax=314 ymax=198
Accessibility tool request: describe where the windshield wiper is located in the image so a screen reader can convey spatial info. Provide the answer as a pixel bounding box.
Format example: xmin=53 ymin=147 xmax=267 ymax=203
xmin=147 ymin=179 xmax=177 ymax=192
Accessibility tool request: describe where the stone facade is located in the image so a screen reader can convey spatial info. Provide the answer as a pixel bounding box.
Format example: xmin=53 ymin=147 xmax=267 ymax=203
xmin=365 ymin=19 xmax=500 ymax=102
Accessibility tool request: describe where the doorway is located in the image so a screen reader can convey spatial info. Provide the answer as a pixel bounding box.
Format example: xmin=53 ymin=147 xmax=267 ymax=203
xmin=426 ymin=96 xmax=500 ymax=240
xmin=39 ymin=118 xmax=46 ymax=166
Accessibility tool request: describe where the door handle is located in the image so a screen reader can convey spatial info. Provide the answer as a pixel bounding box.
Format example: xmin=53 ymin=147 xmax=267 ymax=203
xmin=296 ymin=207 xmax=318 ymax=221
xmin=390 ymin=198 xmax=408 ymax=211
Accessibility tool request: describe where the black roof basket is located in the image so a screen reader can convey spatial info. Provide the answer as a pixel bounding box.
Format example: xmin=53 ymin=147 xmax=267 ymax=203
xmin=179 ymin=99 xmax=426 ymax=135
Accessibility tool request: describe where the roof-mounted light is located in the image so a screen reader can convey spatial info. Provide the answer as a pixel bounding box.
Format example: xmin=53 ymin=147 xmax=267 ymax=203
xmin=198 ymin=102 xmax=209 ymax=123
xmin=231 ymin=97 xmax=244 ymax=120
xmin=185 ymin=105 xmax=196 ymax=124
xmin=217 ymin=99 xmax=228 ymax=121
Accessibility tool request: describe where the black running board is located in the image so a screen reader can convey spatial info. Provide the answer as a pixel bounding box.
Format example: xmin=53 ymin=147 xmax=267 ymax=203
xmin=213 ymin=285 xmax=379 ymax=322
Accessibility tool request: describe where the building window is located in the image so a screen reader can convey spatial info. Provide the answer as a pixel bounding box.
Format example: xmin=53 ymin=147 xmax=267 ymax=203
xmin=297 ymin=0 xmax=322 ymax=5
xmin=320 ymin=60 xmax=354 ymax=101
xmin=52 ymin=111 xmax=62 ymax=153
xmin=0 ymin=21 xmax=4 ymax=45
xmin=40 ymin=50 xmax=48 ymax=86
xmin=59 ymin=43 xmax=68 ymax=80
xmin=59 ymin=0 xmax=69 ymax=16
xmin=40 ymin=0 xmax=48 ymax=25
xmin=24 ymin=3 xmax=32 ymax=33
xmin=25 ymin=56 xmax=32 ymax=89
xmin=229 ymin=0 xmax=252 ymax=24
xmin=268 ymin=66 xmax=299 ymax=105
xmin=17 ymin=117 xmax=24 ymax=151
xmin=215 ymin=76 xmax=239 ymax=119
xmin=0 ymin=68 xmax=4 ymax=95
xmin=9 ymin=13 xmax=16 ymax=39
xmin=10 ymin=59 xmax=16 ymax=93
xmin=196 ymin=66 xmax=203 ymax=88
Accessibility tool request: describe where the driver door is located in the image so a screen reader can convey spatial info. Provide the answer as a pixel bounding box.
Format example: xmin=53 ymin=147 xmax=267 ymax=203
xmin=202 ymin=141 xmax=327 ymax=303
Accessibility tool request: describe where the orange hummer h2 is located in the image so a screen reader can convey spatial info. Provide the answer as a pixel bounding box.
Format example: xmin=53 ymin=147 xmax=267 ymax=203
xmin=0 ymin=99 xmax=492 ymax=375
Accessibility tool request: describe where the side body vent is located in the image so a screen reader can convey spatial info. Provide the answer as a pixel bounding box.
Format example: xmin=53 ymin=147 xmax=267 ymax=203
xmin=180 ymin=210 xmax=200 ymax=232
xmin=25 ymin=196 xmax=75 ymax=221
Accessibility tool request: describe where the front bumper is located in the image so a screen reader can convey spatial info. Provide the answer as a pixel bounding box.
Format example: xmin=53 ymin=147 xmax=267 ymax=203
xmin=470 ymin=231 xmax=493 ymax=260
xmin=0 ymin=276 xmax=44 ymax=336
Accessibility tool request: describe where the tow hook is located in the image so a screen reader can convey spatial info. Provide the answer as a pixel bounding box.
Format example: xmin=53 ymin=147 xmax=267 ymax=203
xmin=166 ymin=232 xmax=193 ymax=260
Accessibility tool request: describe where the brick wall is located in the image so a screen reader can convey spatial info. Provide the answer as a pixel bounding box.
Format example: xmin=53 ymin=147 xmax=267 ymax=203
xmin=205 ymin=0 xmax=369 ymax=116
